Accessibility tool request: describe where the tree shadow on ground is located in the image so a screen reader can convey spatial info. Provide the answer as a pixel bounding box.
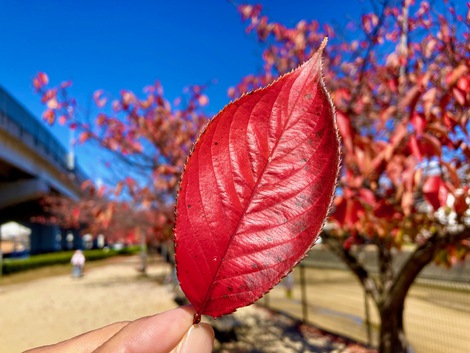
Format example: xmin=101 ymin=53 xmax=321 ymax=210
xmin=213 ymin=306 xmax=376 ymax=353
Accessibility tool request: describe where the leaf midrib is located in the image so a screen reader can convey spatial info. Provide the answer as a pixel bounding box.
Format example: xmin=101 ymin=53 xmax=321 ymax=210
xmin=198 ymin=57 xmax=321 ymax=315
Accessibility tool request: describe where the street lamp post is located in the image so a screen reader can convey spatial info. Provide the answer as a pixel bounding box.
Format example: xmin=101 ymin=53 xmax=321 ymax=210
xmin=0 ymin=225 xmax=3 ymax=278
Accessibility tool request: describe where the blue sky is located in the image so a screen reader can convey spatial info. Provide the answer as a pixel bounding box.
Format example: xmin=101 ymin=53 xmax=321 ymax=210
xmin=0 ymin=0 xmax=364 ymax=181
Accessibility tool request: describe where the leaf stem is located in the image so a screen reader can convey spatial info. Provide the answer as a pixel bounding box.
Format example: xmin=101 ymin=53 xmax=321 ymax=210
xmin=193 ymin=313 xmax=202 ymax=324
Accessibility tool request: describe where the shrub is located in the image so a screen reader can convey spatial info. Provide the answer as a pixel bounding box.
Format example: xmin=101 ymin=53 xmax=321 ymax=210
xmin=2 ymin=247 xmax=140 ymax=275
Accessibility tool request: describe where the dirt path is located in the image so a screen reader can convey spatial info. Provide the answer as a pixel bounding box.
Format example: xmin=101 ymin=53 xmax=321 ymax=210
xmin=0 ymin=256 xmax=176 ymax=352
xmin=264 ymin=267 xmax=470 ymax=353
xmin=0 ymin=256 xmax=376 ymax=353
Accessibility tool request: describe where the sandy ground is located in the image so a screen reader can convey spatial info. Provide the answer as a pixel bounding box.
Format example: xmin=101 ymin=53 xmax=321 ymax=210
xmin=0 ymin=256 xmax=376 ymax=353
xmin=263 ymin=267 xmax=470 ymax=353
xmin=3 ymin=253 xmax=466 ymax=353
xmin=0 ymin=256 xmax=177 ymax=353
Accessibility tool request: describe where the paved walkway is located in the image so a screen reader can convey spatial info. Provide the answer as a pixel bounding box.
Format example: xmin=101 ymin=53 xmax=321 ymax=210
xmin=0 ymin=256 xmax=176 ymax=352
xmin=264 ymin=266 xmax=470 ymax=353
xmin=0 ymin=256 xmax=375 ymax=353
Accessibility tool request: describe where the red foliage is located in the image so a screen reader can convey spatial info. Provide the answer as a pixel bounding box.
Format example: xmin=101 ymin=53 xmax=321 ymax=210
xmin=234 ymin=1 xmax=470 ymax=252
xmin=175 ymin=40 xmax=340 ymax=318
xmin=35 ymin=75 xmax=209 ymax=241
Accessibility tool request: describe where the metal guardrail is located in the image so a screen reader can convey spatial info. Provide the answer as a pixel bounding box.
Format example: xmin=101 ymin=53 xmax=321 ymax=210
xmin=305 ymin=245 xmax=470 ymax=283
xmin=262 ymin=247 xmax=470 ymax=353
xmin=0 ymin=86 xmax=88 ymax=184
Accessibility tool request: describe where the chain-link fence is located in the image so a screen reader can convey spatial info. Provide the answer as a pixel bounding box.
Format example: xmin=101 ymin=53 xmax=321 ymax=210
xmin=260 ymin=245 xmax=470 ymax=353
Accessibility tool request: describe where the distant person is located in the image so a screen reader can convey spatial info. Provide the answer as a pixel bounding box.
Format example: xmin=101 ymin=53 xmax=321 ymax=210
xmin=71 ymin=249 xmax=85 ymax=277
xmin=283 ymin=272 xmax=295 ymax=298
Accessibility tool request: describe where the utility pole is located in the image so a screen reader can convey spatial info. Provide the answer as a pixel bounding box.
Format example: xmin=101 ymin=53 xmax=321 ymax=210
xmin=0 ymin=225 xmax=3 ymax=278
xmin=398 ymin=0 xmax=409 ymax=94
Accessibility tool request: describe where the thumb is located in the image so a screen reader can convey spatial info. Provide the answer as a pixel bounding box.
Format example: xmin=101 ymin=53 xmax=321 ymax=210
xmin=172 ymin=323 xmax=214 ymax=353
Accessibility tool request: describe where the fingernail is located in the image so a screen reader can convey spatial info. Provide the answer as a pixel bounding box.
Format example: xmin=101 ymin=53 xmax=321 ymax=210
xmin=176 ymin=323 xmax=214 ymax=353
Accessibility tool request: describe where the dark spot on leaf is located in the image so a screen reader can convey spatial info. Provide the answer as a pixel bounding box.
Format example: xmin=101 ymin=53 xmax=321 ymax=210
xmin=187 ymin=204 xmax=192 ymax=209
xmin=227 ymin=286 xmax=233 ymax=292
xmin=305 ymin=93 xmax=312 ymax=100
xmin=214 ymin=142 xmax=218 ymax=145
xmin=295 ymin=199 xmax=305 ymax=208
xmin=251 ymin=263 xmax=258 ymax=269
xmin=293 ymin=220 xmax=308 ymax=233
xmin=300 ymin=194 xmax=311 ymax=202
xmin=239 ymin=283 xmax=248 ymax=291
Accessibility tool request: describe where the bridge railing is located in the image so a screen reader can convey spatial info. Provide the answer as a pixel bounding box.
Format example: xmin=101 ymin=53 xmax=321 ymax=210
xmin=0 ymin=86 xmax=88 ymax=184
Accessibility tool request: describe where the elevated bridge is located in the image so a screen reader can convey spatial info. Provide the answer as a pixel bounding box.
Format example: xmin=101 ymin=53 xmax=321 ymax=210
xmin=0 ymin=86 xmax=87 ymax=253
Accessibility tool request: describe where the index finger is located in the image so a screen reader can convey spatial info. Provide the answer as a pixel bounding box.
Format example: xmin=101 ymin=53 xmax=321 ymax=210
xmin=23 ymin=321 xmax=129 ymax=353
xmin=94 ymin=305 xmax=208 ymax=353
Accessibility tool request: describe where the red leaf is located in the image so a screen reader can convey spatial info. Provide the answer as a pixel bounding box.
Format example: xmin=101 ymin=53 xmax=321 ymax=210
xmin=374 ymin=200 xmax=396 ymax=219
xmin=409 ymin=135 xmax=422 ymax=161
xmin=42 ymin=109 xmax=55 ymax=124
xmin=93 ymin=89 xmax=107 ymax=108
xmin=33 ymin=72 xmax=49 ymax=90
xmin=454 ymin=192 xmax=468 ymax=215
xmin=423 ymin=176 xmax=448 ymax=210
xmin=332 ymin=197 xmax=363 ymax=227
xmin=336 ymin=110 xmax=354 ymax=152
xmin=410 ymin=113 xmax=425 ymax=135
xmin=175 ymin=39 xmax=340 ymax=319
xmin=78 ymin=132 xmax=90 ymax=144
xmin=361 ymin=14 xmax=378 ymax=34
xmin=421 ymin=132 xmax=442 ymax=158
xmin=58 ymin=115 xmax=67 ymax=125
xmin=198 ymin=94 xmax=209 ymax=106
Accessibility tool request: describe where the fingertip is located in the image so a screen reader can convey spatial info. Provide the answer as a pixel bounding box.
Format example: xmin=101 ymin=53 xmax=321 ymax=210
xmin=94 ymin=306 xmax=198 ymax=353
xmin=176 ymin=323 xmax=214 ymax=353
xmin=200 ymin=322 xmax=215 ymax=347
xmin=198 ymin=323 xmax=215 ymax=344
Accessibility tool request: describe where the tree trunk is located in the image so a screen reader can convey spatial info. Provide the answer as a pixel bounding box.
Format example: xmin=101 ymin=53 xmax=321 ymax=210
xmin=137 ymin=226 xmax=147 ymax=273
xmin=378 ymin=298 xmax=408 ymax=353
xmin=322 ymin=229 xmax=470 ymax=353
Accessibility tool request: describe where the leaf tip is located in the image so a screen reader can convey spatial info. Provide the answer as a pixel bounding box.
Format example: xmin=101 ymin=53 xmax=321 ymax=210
xmin=320 ymin=37 xmax=328 ymax=52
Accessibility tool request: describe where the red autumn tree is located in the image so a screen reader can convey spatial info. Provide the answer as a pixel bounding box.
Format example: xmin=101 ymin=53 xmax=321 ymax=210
xmin=39 ymin=184 xmax=171 ymax=249
xmin=235 ymin=1 xmax=469 ymax=353
xmin=34 ymin=76 xmax=209 ymax=267
xmin=34 ymin=1 xmax=469 ymax=351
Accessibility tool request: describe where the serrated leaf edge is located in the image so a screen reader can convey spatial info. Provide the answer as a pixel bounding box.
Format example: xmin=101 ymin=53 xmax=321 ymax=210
xmin=174 ymin=37 xmax=342 ymax=318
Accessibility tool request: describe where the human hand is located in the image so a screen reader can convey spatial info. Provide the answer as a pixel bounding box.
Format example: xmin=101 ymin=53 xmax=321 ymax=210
xmin=24 ymin=305 xmax=214 ymax=353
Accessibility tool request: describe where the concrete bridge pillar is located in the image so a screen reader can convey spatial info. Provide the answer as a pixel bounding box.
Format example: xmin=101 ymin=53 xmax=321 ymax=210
xmin=60 ymin=228 xmax=83 ymax=250
xmin=72 ymin=228 xmax=83 ymax=250
xmin=27 ymin=223 xmax=61 ymax=255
